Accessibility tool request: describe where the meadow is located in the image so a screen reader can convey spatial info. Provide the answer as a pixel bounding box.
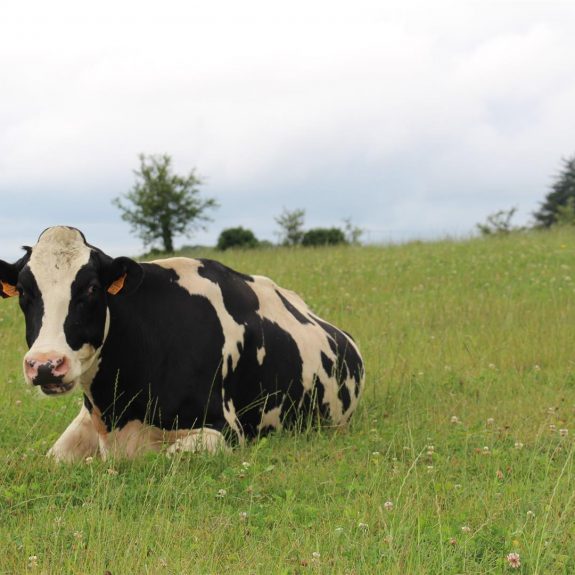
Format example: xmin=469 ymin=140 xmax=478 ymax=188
xmin=1 ymin=229 xmax=575 ymax=574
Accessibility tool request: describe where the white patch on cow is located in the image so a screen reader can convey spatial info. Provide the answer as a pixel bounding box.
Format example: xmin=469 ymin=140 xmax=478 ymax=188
xmin=166 ymin=428 xmax=229 ymax=456
xmin=258 ymin=405 xmax=283 ymax=432
xmin=46 ymin=405 xmax=99 ymax=463
xmin=151 ymin=258 xmax=245 ymax=379
xmin=25 ymin=227 xmax=102 ymax=389
xmin=99 ymin=419 xmax=165 ymax=460
xmin=222 ymin=395 xmax=245 ymax=444
xmin=256 ymin=346 xmax=266 ymax=365
xmin=249 ymin=275 xmax=364 ymax=425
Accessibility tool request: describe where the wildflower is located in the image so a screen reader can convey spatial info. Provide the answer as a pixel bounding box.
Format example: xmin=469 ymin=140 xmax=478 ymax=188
xmin=449 ymin=537 xmax=457 ymax=546
xmin=427 ymin=465 xmax=434 ymax=472
xmin=106 ymin=468 xmax=118 ymax=476
xmin=506 ymin=552 xmax=521 ymax=568
xmin=487 ymin=417 xmax=495 ymax=425
xmin=85 ymin=456 xmax=94 ymax=464
xmin=514 ymin=441 xmax=524 ymax=450
xmin=547 ymin=407 xmax=555 ymax=415
xmin=312 ymin=551 xmax=321 ymax=560
xmin=335 ymin=527 xmax=344 ymax=534
xmin=28 ymin=555 xmax=38 ymax=568
xmin=216 ymin=489 xmax=227 ymax=498
xmin=241 ymin=461 xmax=251 ymax=469
xmin=461 ymin=525 xmax=471 ymax=534
xmin=533 ymin=364 xmax=541 ymax=371
xmin=239 ymin=511 xmax=248 ymax=521
xmin=159 ymin=558 xmax=168 ymax=568
xmin=73 ymin=531 xmax=83 ymax=540
xmin=527 ymin=510 xmax=535 ymax=519
xmin=454 ymin=484 xmax=462 ymax=490
xmin=482 ymin=446 xmax=490 ymax=455
xmin=358 ymin=522 xmax=369 ymax=531
xmin=488 ymin=363 xmax=496 ymax=370
xmin=450 ymin=415 xmax=460 ymax=424
xmin=15 ymin=400 xmax=22 ymax=406
xmin=549 ymin=424 xmax=557 ymax=432
xmin=384 ymin=500 xmax=394 ymax=511
xmin=560 ymin=428 xmax=568 ymax=437
xmin=371 ymin=451 xmax=381 ymax=456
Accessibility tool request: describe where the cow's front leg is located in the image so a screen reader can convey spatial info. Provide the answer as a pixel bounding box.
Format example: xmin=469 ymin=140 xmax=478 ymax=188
xmin=47 ymin=405 xmax=99 ymax=463
xmin=166 ymin=428 xmax=229 ymax=456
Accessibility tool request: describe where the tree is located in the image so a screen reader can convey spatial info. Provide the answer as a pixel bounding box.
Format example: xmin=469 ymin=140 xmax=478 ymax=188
xmin=343 ymin=217 xmax=364 ymax=245
xmin=113 ymin=154 xmax=218 ymax=252
xmin=533 ymin=155 xmax=575 ymax=228
xmin=476 ymin=207 xmax=519 ymax=236
xmin=217 ymin=227 xmax=259 ymax=250
xmin=275 ymin=208 xmax=305 ymax=246
xmin=302 ymin=227 xmax=348 ymax=247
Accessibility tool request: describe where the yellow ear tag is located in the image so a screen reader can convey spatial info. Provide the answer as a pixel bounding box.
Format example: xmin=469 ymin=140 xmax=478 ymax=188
xmin=107 ymin=274 xmax=127 ymax=295
xmin=1 ymin=281 xmax=18 ymax=298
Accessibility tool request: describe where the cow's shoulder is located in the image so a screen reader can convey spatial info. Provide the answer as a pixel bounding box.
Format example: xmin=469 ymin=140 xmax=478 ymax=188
xmin=145 ymin=257 xmax=260 ymax=325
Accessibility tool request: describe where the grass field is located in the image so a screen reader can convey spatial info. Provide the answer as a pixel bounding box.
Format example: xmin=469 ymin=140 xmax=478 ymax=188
xmin=2 ymin=229 xmax=575 ymax=574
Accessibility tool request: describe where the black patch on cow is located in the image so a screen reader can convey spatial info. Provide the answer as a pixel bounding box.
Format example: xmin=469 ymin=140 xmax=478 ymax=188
xmin=275 ymin=289 xmax=312 ymax=325
xmin=64 ymin=253 xmax=109 ymax=351
xmin=16 ymin=266 xmax=44 ymax=347
xmin=90 ymin=263 xmax=227 ymax=433
xmin=197 ymin=259 xmax=259 ymax=324
xmin=320 ymin=351 xmax=334 ymax=376
xmin=224 ymin=317 xmax=304 ymax=437
xmin=310 ymin=313 xmax=364 ymax=399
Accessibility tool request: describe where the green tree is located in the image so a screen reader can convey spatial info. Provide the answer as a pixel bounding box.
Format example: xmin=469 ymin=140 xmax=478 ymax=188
xmin=275 ymin=208 xmax=305 ymax=246
xmin=343 ymin=217 xmax=364 ymax=245
xmin=533 ymin=155 xmax=575 ymax=228
xmin=217 ymin=227 xmax=259 ymax=250
xmin=113 ymin=154 xmax=218 ymax=252
xmin=302 ymin=227 xmax=348 ymax=247
xmin=555 ymin=197 xmax=575 ymax=226
xmin=476 ymin=207 xmax=519 ymax=236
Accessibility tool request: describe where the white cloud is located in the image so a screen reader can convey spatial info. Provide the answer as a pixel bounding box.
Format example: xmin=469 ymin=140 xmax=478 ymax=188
xmin=0 ymin=0 xmax=574 ymax=258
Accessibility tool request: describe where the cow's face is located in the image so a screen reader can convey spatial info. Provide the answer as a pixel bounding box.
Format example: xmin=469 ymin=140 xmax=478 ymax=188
xmin=0 ymin=227 xmax=142 ymax=395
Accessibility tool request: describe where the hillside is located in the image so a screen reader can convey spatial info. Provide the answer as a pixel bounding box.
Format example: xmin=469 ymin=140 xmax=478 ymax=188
xmin=1 ymin=230 xmax=575 ymax=573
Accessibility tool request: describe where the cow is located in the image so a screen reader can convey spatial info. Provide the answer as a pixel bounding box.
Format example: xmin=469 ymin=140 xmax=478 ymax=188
xmin=0 ymin=226 xmax=365 ymax=462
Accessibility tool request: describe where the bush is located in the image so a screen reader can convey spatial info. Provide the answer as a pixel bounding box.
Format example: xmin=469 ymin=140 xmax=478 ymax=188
xmin=301 ymin=227 xmax=348 ymax=247
xmin=217 ymin=227 xmax=259 ymax=250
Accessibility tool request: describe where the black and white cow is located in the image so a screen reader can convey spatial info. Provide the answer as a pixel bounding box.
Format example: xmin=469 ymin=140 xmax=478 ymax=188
xmin=0 ymin=226 xmax=364 ymax=461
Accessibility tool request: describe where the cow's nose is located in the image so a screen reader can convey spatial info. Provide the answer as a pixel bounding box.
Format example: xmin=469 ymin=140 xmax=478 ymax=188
xmin=24 ymin=353 xmax=70 ymax=384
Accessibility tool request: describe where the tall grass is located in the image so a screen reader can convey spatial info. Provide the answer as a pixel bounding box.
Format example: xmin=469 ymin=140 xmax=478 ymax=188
xmin=1 ymin=229 xmax=575 ymax=573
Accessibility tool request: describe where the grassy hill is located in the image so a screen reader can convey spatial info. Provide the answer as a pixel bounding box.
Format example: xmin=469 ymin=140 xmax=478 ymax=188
xmin=1 ymin=230 xmax=575 ymax=573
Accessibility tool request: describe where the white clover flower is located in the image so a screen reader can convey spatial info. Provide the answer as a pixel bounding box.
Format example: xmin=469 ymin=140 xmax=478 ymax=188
xmin=506 ymin=552 xmax=521 ymax=568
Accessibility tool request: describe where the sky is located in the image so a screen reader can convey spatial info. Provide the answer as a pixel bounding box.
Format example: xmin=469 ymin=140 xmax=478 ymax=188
xmin=1 ymin=0 xmax=574 ymax=259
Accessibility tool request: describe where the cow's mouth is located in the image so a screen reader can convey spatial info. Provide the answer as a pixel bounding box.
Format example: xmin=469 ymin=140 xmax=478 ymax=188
xmin=40 ymin=381 xmax=75 ymax=395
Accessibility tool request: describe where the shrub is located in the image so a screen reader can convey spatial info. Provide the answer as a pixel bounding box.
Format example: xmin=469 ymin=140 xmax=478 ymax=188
xmin=301 ymin=227 xmax=348 ymax=247
xmin=217 ymin=227 xmax=259 ymax=250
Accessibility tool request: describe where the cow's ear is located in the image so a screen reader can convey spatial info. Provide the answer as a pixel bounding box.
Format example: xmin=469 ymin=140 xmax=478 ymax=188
xmin=0 ymin=260 xmax=20 ymax=299
xmin=106 ymin=257 xmax=144 ymax=296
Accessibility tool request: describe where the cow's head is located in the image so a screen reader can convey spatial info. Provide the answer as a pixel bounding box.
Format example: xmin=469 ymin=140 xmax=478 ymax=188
xmin=0 ymin=226 xmax=143 ymax=395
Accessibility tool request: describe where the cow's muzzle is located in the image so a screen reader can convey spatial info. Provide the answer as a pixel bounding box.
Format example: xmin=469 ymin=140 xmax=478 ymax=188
xmin=24 ymin=353 xmax=74 ymax=395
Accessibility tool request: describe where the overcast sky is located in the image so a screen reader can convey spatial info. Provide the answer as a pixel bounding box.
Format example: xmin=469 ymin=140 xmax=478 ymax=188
xmin=1 ymin=0 xmax=574 ymax=259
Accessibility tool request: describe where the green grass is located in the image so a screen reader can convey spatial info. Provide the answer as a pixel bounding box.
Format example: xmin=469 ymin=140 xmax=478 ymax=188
xmin=2 ymin=229 xmax=575 ymax=573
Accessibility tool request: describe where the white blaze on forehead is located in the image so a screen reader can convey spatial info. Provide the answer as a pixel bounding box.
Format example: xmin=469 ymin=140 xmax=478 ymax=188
xmin=27 ymin=227 xmax=92 ymax=355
